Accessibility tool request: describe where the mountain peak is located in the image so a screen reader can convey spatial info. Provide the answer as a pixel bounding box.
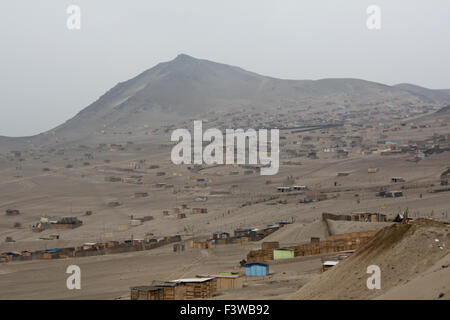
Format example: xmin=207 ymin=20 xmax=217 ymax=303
xmin=31 ymin=55 xmax=442 ymax=145
xmin=162 ymin=53 xmax=204 ymax=70
xmin=175 ymin=53 xmax=194 ymax=59
xmin=173 ymin=53 xmax=198 ymax=62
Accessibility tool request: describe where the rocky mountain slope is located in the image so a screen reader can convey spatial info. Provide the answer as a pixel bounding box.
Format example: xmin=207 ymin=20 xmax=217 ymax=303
xmin=1 ymin=54 xmax=448 ymax=151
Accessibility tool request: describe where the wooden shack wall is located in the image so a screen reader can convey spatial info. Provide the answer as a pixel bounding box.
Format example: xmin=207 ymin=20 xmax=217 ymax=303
xmin=247 ymin=230 xmax=379 ymax=262
xmin=182 ymin=279 xmax=216 ymax=299
xmin=216 ymin=277 xmax=243 ymax=290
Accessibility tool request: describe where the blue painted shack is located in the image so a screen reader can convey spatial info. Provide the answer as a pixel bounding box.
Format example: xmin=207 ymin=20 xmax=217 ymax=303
xmin=245 ymin=262 xmax=269 ymax=277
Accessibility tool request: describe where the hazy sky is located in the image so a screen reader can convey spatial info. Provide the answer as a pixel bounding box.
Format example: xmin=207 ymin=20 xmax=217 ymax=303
xmin=1 ymin=0 xmax=449 ymax=137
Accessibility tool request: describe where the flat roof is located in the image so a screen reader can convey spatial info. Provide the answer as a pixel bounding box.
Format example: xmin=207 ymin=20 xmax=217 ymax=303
xmin=323 ymin=261 xmax=339 ymax=266
xmin=196 ymin=274 xmax=241 ymax=279
xmin=130 ymin=286 xmax=163 ymax=291
xmin=151 ymin=281 xmax=178 ymax=287
xmin=171 ymin=278 xmax=214 ymax=283
xmin=340 ymin=250 xmax=356 ymax=253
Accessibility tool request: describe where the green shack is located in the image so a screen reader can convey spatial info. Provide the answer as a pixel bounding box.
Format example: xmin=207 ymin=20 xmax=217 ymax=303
xmin=273 ymin=248 xmax=295 ymax=260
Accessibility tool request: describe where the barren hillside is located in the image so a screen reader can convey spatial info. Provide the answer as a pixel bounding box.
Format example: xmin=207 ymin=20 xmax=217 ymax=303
xmin=292 ymin=219 xmax=450 ymax=299
xmin=0 ymin=54 xmax=441 ymax=152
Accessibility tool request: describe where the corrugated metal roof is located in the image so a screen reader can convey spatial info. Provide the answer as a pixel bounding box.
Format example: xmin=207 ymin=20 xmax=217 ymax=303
xmin=323 ymin=261 xmax=339 ymax=266
xmin=171 ymin=277 xmax=213 ymax=283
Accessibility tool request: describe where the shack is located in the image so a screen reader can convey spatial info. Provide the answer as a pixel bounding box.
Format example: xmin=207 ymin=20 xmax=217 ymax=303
xmin=5 ymin=209 xmax=20 ymax=216
xmin=391 ymin=177 xmax=405 ymax=183
xmin=276 ymin=187 xmax=291 ymax=193
xmin=273 ymin=248 xmax=295 ymax=260
xmin=322 ymin=260 xmax=339 ymax=272
xmin=189 ymin=240 xmax=211 ymax=249
xmin=192 ymin=208 xmax=208 ymax=214
xmin=440 ymin=168 xmax=450 ymax=185
xmin=108 ymin=201 xmax=121 ymax=207
xmin=196 ymin=274 xmax=243 ymax=290
xmin=134 ymin=192 xmax=149 ymax=198
xmin=34 ymin=217 xmax=83 ymax=231
xmin=245 ymin=262 xmax=269 ymax=277
xmin=173 ymin=243 xmax=185 ymax=252
xmin=130 ymin=219 xmax=142 ymax=227
xmin=170 ymin=278 xmax=216 ymax=299
xmin=385 ymin=191 xmax=403 ymax=198
xmin=130 ymin=286 xmax=164 ymax=300
xmin=82 ymin=242 xmax=99 ymax=250
xmin=213 ymin=232 xmax=230 ymax=244
xmin=351 ymin=212 xmax=387 ymax=222
xmin=151 ymin=281 xmax=187 ymax=300
xmin=212 ymin=232 xmax=230 ymax=240
xmin=234 ymin=228 xmax=254 ymax=237
xmin=218 ymin=270 xmax=241 ymax=276
xmin=43 ymin=248 xmax=59 ymax=259
xmin=337 ymin=172 xmax=350 ymax=177
xmin=106 ymin=241 xmax=119 ymax=248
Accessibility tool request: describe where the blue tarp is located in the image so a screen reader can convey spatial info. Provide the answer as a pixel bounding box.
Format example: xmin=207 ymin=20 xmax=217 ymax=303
xmin=6 ymin=252 xmax=20 ymax=256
